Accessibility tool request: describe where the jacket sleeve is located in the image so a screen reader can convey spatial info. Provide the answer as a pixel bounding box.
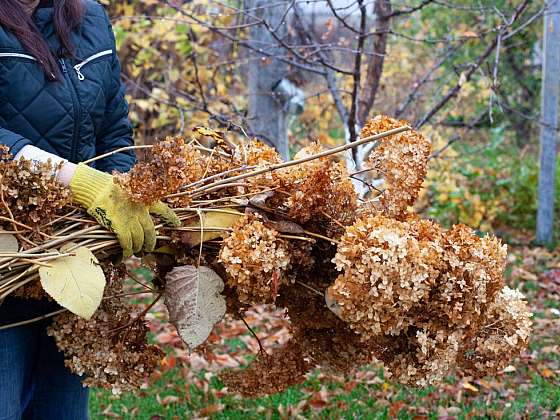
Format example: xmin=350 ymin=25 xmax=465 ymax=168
xmin=0 ymin=127 xmax=32 ymax=157
xmin=95 ymin=13 xmax=136 ymax=174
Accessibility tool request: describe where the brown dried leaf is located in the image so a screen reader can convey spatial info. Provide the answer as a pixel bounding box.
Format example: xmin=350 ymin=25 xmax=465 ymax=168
xmin=248 ymin=191 xmax=275 ymax=208
xmin=263 ymin=219 xmax=305 ymax=234
xmin=164 ymin=265 xmax=226 ymax=349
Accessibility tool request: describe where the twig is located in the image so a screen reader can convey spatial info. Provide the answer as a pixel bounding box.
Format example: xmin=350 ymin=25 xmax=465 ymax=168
xmin=82 ymin=145 xmax=153 ymax=165
xmin=295 ymin=280 xmax=324 ymax=297
xmin=127 ymin=270 xmax=157 ymax=292
xmin=0 ymin=309 xmax=66 ymax=330
xmin=241 ymin=316 xmax=268 ymax=357
xmin=110 ymin=293 xmax=163 ymax=335
xmin=191 ymin=126 xmax=410 ymax=195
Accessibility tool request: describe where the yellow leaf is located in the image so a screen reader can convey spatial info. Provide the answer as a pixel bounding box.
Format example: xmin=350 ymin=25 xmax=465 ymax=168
xmin=462 ymin=31 xmax=478 ymax=38
xmin=462 ymin=381 xmax=478 ymax=393
xmin=39 ymin=244 xmax=106 ymax=320
xmin=193 ymin=126 xmax=225 ymax=142
xmin=181 ymin=210 xmax=242 ymax=248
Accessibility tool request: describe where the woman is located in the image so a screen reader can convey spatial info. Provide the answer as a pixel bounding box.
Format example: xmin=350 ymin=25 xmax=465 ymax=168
xmin=0 ymin=1 xmax=178 ymax=418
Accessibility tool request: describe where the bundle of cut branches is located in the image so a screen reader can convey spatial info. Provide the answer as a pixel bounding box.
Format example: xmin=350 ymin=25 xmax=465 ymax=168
xmin=0 ymin=117 xmax=531 ymax=395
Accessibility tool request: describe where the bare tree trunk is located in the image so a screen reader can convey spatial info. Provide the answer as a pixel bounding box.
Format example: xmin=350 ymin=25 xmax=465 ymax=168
xmin=358 ymin=0 xmax=392 ymax=126
xmin=246 ymin=0 xmax=290 ymax=160
xmin=536 ymin=0 xmax=560 ymax=245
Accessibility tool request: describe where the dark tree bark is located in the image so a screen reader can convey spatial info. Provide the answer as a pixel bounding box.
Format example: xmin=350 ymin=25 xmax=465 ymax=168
xmin=358 ymin=0 xmax=392 ymax=126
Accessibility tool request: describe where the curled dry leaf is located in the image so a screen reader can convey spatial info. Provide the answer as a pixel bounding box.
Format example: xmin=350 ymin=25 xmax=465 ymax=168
xmin=248 ymin=191 xmax=275 ymax=209
xmin=264 ymin=220 xmax=305 ymax=234
xmin=0 ymin=233 xmax=18 ymax=253
xmin=181 ymin=209 xmax=242 ymax=248
xmin=245 ymin=207 xmax=305 ymax=234
xmin=164 ymin=265 xmax=226 ymax=349
xmin=39 ymin=243 xmax=106 ymax=319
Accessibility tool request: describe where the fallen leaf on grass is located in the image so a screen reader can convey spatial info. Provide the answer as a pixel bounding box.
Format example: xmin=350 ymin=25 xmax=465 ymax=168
xmin=514 ymin=268 xmax=538 ymax=282
xmin=462 ymin=381 xmax=478 ymax=393
xmin=389 ymin=402 xmax=406 ymax=417
xmin=502 ymin=365 xmax=516 ymax=373
xmin=198 ymin=403 xmax=225 ymax=416
xmin=308 ymin=388 xmax=330 ymax=410
xmin=161 ymin=395 xmax=179 ymax=406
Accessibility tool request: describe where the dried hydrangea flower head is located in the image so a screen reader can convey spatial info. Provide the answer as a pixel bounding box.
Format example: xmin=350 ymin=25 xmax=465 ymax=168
xmin=327 ymin=213 xmax=527 ymax=386
xmin=114 ymin=136 xmax=206 ymax=205
xmin=219 ymin=213 xmax=292 ymax=304
xmin=226 ymin=140 xmax=284 ymax=195
xmin=233 ymin=139 xmax=283 ymax=167
xmin=0 ymin=148 xmax=71 ymax=236
xmin=370 ymin=328 xmax=464 ymax=387
xmin=361 ymin=115 xmax=431 ymax=218
xmin=328 ymin=214 xmax=446 ymax=338
xmin=273 ymin=143 xmax=357 ymax=236
xmin=47 ymin=264 xmax=163 ymax=395
xmin=457 ymin=286 xmax=532 ymax=376
xmin=435 ymin=224 xmax=507 ymax=330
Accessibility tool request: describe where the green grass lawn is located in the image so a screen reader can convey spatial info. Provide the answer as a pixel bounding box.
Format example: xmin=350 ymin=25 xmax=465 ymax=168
xmin=89 ymin=365 xmax=560 ymax=419
xmin=89 ymin=246 xmax=560 ymax=419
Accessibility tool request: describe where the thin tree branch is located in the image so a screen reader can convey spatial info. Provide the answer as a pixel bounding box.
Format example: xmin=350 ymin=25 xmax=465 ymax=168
xmin=414 ymin=0 xmax=530 ymax=129
xmin=386 ymin=0 xmax=435 ymax=18
xmin=358 ymin=0 xmax=392 ymax=125
xmin=347 ymin=0 xmax=368 ymax=147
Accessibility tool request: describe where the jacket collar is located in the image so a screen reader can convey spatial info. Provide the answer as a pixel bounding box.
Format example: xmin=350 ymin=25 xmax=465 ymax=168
xmin=32 ymin=2 xmax=84 ymax=59
xmin=32 ymin=7 xmax=55 ymax=41
xmin=38 ymin=0 xmax=54 ymax=8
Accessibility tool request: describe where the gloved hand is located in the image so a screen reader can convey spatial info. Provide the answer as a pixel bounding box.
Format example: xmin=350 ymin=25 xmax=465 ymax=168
xmin=69 ymin=163 xmax=180 ymax=257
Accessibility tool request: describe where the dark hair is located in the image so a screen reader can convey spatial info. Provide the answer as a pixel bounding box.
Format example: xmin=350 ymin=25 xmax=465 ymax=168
xmin=0 ymin=0 xmax=84 ymax=81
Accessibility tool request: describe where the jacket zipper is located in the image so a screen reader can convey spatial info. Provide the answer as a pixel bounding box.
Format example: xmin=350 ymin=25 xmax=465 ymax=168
xmin=73 ymin=49 xmax=112 ymax=81
xmin=59 ymin=58 xmax=81 ymax=162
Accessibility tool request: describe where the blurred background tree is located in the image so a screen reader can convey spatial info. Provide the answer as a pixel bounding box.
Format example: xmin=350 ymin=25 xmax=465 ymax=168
xmin=101 ymin=0 xmax=549 ymax=239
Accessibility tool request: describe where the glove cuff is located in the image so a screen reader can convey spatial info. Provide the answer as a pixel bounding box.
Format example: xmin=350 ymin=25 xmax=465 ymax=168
xmin=70 ymin=163 xmax=113 ymax=209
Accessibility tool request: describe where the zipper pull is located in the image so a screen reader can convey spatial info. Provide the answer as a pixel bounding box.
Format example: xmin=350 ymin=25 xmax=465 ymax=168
xmin=74 ymin=65 xmax=85 ymax=81
xmin=59 ymin=58 xmax=67 ymax=73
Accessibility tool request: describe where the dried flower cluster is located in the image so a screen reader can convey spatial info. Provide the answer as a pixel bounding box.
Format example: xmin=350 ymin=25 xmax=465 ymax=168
xmin=326 ymin=213 xmax=531 ymax=386
xmin=0 ymin=146 xmax=71 ymax=234
xmin=219 ymin=214 xmax=292 ymax=304
xmin=275 ymin=144 xmax=357 ymax=236
xmin=362 ymin=115 xmax=431 ymax=218
xmin=232 ymin=139 xmax=282 ymax=167
xmin=47 ymin=264 xmax=163 ymax=395
xmin=2 ymin=117 xmax=533 ymax=394
xmin=114 ymin=137 xmax=206 ymax=205
xmin=457 ymin=286 xmax=532 ymax=376
xmin=220 ymin=340 xmax=311 ymax=397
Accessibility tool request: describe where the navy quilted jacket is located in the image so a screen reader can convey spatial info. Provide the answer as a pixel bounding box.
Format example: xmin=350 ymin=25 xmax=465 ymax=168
xmin=0 ymin=0 xmax=135 ymax=173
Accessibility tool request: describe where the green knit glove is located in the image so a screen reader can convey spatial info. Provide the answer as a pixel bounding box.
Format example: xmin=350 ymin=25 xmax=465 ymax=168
xmin=70 ymin=163 xmax=180 ymax=257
